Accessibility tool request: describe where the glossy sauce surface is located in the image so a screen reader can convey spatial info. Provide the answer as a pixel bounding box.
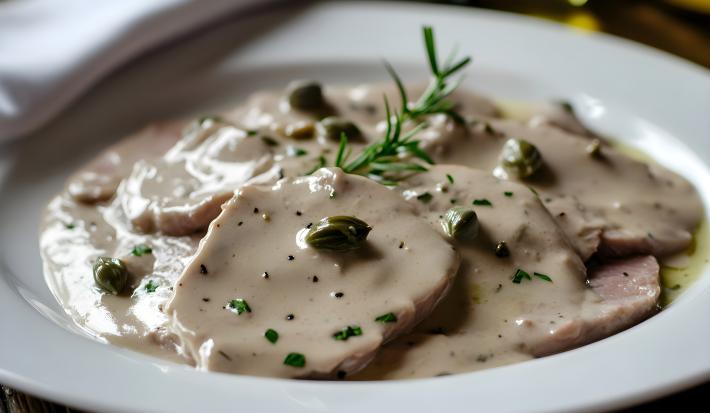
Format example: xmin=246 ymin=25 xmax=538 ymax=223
xmin=40 ymin=83 xmax=705 ymax=379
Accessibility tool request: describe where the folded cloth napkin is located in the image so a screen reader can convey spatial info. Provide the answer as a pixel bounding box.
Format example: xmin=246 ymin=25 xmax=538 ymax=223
xmin=0 ymin=0 xmax=264 ymax=141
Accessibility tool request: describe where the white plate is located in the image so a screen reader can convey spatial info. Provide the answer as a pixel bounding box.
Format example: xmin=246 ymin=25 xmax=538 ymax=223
xmin=1 ymin=2 xmax=709 ymax=412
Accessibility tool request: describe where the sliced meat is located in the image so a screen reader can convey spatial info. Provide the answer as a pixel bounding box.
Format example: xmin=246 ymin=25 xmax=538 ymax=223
xmin=165 ymin=168 xmax=460 ymax=378
xmin=117 ymin=119 xmax=279 ymax=235
xmin=543 ymin=195 xmax=605 ymax=261
xmin=530 ymin=255 xmax=660 ymax=356
xmin=599 ymin=228 xmax=692 ymax=257
xmin=419 ymin=106 xmax=703 ymax=258
xmin=67 ymin=120 xmax=185 ymax=203
xmin=354 ymin=165 xmax=591 ymax=379
xmin=527 ymin=101 xmax=596 ymax=138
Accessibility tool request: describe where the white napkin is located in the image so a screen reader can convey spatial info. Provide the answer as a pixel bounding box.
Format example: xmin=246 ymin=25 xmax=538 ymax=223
xmin=0 ymin=0 xmax=265 ymax=140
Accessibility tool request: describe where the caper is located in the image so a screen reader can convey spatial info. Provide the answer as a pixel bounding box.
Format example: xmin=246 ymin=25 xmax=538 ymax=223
xmin=495 ymin=241 xmax=510 ymax=258
xmin=586 ymin=138 xmax=602 ymax=157
xmin=305 ymin=216 xmax=372 ymax=251
xmin=441 ymin=206 xmax=479 ymax=240
xmin=317 ymin=117 xmax=362 ymax=142
xmin=93 ymin=257 xmax=128 ymax=295
xmin=285 ymin=121 xmax=315 ymax=140
xmin=287 ymin=81 xmax=325 ymax=111
xmin=498 ymin=138 xmax=543 ymax=179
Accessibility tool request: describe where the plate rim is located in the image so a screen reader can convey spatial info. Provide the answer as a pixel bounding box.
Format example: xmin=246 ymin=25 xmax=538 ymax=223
xmin=1 ymin=2 xmax=709 ymax=412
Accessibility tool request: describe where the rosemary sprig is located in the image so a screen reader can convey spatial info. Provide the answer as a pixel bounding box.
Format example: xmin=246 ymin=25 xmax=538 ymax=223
xmin=334 ymin=96 xmax=432 ymax=180
xmin=386 ymin=26 xmax=471 ymax=124
xmin=313 ymin=26 xmax=470 ymax=182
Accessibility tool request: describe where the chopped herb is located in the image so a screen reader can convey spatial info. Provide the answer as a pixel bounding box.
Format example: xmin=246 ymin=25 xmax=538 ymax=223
xmin=533 ymin=272 xmax=553 ymax=282
xmin=145 ymin=279 xmax=158 ymax=293
xmin=512 ymin=269 xmax=532 ymax=284
xmin=375 ymin=312 xmax=398 ymax=323
xmin=446 ymin=174 xmax=455 ymax=184
xmin=669 ymin=284 xmax=681 ymax=291
xmin=246 ymin=129 xmax=258 ymax=136
xmin=329 ymin=191 xmax=336 ymax=199
xmin=265 ymin=329 xmax=279 ymax=344
xmin=261 ymin=136 xmax=279 ymax=146
xmin=64 ymin=223 xmax=75 ymax=229
xmin=333 ymin=325 xmax=363 ymax=341
xmin=504 ymin=191 xmax=514 ymax=197
xmin=227 ymin=299 xmax=252 ymax=315
xmin=287 ymin=146 xmax=308 ymax=157
xmin=528 ymin=187 xmax=539 ymax=196
xmin=495 ymin=241 xmax=510 ymax=258
xmin=472 ymin=199 xmax=492 ymax=206
xmin=131 ymin=244 xmax=153 ymax=257
xmin=417 ymin=192 xmax=433 ymax=203
xmin=218 ymin=350 xmax=232 ymax=361
xmin=283 ymin=353 xmax=306 ymax=368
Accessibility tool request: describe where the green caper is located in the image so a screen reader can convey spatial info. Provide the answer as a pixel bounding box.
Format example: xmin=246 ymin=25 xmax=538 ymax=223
xmin=586 ymin=138 xmax=602 ymax=157
xmin=498 ymin=138 xmax=543 ymax=179
xmin=317 ymin=117 xmax=362 ymax=142
xmin=93 ymin=257 xmax=128 ymax=295
xmin=305 ymin=216 xmax=372 ymax=251
xmin=285 ymin=121 xmax=316 ymax=140
xmin=441 ymin=206 xmax=479 ymax=240
xmin=287 ymin=81 xmax=325 ymax=111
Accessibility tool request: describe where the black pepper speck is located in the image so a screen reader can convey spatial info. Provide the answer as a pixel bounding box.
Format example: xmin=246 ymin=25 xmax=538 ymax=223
xmin=287 ymin=255 xmax=295 ymax=261
xmin=200 ymin=264 xmax=208 ymax=274
xmin=286 ymin=314 xmax=295 ymax=321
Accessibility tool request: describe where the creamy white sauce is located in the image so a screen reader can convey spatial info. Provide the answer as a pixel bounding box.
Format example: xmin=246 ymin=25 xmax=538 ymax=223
xmin=39 ymin=82 xmax=703 ymax=379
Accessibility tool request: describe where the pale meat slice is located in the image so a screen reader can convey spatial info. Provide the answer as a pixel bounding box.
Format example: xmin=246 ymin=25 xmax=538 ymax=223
xmin=117 ymin=118 xmax=279 ymax=235
xmin=224 ymin=83 xmax=499 ymax=178
xmin=165 ymin=168 xmax=460 ymax=378
xmin=354 ymin=165 xmax=590 ymax=379
xmin=419 ymin=107 xmax=703 ymax=259
xmin=527 ymin=101 xmax=596 ymax=138
xmin=67 ymin=120 xmax=185 ymax=203
xmin=530 ymin=255 xmax=660 ymax=356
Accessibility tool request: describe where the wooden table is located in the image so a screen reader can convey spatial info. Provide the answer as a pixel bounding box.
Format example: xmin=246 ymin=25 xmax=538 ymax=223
xmin=2 ymin=1 xmax=708 ymax=411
